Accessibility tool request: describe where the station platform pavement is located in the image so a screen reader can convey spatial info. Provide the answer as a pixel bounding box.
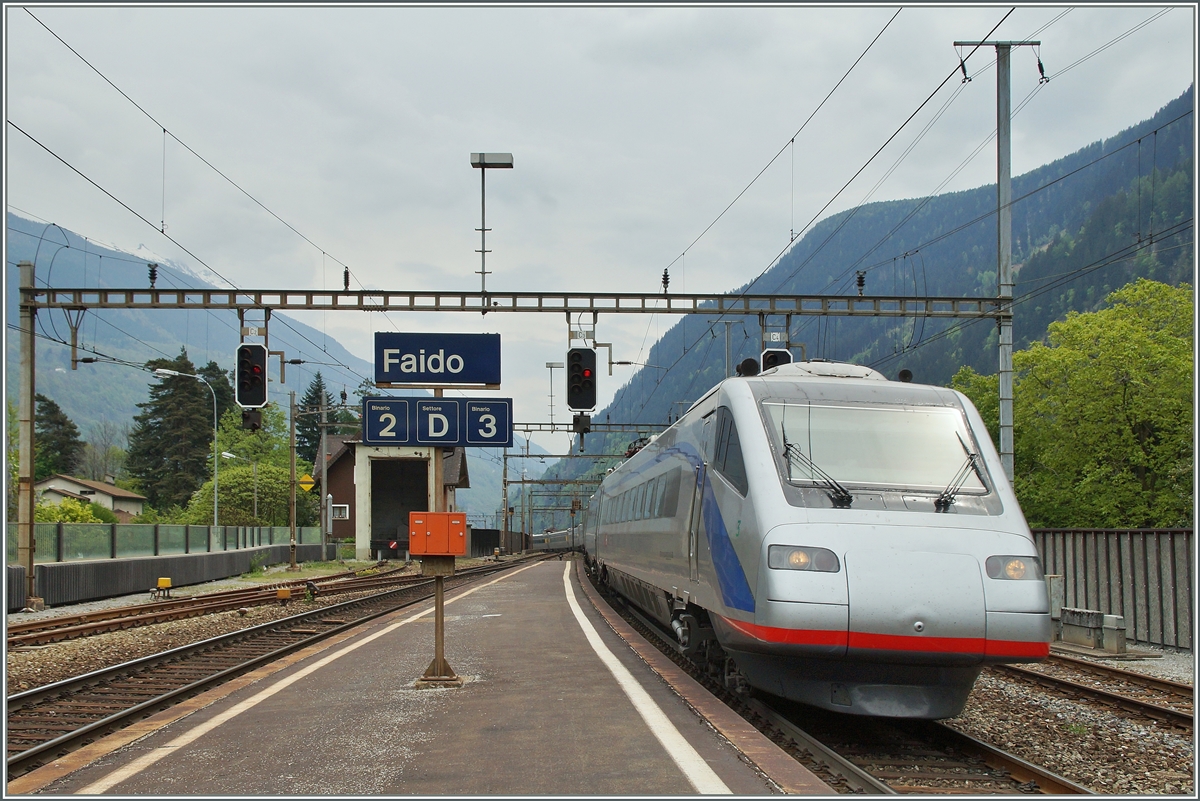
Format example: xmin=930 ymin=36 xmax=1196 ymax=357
xmin=13 ymin=558 xmax=832 ymax=796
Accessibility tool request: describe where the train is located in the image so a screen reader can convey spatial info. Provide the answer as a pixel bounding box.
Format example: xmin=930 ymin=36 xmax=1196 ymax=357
xmin=530 ymin=526 xmax=580 ymax=553
xmin=580 ymin=359 xmax=1051 ymax=719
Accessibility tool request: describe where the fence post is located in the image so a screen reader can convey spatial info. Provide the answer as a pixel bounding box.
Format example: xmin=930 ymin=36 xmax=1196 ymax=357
xmin=154 ymin=524 xmax=160 ymax=556
xmin=56 ymin=522 xmax=64 ymax=562
xmin=110 ymin=522 xmax=116 ymax=559
xmin=184 ymin=524 xmax=190 ymax=554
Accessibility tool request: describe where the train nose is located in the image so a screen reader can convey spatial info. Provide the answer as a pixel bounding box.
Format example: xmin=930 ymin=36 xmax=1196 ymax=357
xmin=845 ymin=549 xmax=987 ymax=665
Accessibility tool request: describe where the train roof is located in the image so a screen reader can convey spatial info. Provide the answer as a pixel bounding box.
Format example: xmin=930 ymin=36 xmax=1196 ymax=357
xmin=756 ymin=361 xmax=888 ymax=381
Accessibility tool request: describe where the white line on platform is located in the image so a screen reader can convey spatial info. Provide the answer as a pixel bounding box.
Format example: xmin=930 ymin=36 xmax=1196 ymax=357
xmin=75 ymin=562 xmax=544 ymax=795
xmin=561 ymin=564 xmax=732 ymax=795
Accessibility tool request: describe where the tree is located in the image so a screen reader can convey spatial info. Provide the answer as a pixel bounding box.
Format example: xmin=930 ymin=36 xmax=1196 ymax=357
xmin=954 ymin=279 xmax=1193 ymax=528
xmin=297 ymin=372 xmax=332 ymax=465
xmin=35 ymin=496 xmax=99 ymax=523
xmin=125 ymin=349 xmax=231 ymax=509
xmin=80 ymin=420 xmax=128 ymax=482
xmin=34 ymin=394 xmax=85 ymax=480
xmin=181 ymin=463 xmax=318 ymax=526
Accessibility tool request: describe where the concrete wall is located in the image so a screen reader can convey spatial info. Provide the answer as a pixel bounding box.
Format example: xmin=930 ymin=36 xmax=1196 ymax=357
xmin=28 ymin=544 xmax=335 ymax=607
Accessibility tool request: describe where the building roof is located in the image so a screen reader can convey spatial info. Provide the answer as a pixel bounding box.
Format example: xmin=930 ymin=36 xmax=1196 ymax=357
xmin=36 ymin=475 xmax=147 ymax=501
xmin=38 ymin=485 xmax=93 ymax=503
xmin=443 ymin=448 xmax=470 ymax=489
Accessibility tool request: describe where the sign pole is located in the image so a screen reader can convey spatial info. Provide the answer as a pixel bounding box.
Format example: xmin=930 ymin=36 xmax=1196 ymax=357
xmin=289 ymin=390 xmax=298 ymax=571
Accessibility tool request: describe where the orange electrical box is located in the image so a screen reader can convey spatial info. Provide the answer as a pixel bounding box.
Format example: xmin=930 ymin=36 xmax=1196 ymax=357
xmin=409 ymin=511 xmax=467 ymax=556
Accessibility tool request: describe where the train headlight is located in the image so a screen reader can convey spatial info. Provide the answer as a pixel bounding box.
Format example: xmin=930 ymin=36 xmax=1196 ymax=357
xmin=768 ymin=545 xmax=840 ymax=572
xmin=986 ymin=555 xmax=1043 ymax=580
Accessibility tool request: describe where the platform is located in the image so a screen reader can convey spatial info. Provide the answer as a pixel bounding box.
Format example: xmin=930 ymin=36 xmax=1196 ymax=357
xmin=13 ymin=559 xmax=831 ymax=795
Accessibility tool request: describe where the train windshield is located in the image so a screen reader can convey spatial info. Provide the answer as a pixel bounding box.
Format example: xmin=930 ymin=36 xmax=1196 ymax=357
xmin=762 ymin=402 xmax=987 ymax=493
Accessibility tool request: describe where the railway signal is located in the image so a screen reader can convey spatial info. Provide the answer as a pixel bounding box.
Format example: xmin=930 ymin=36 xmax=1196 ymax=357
xmin=236 ymin=343 xmax=269 ymax=408
xmin=761 ymin=348 xmax=793 ymax=370
xmin=566 ymin=347 xmax=597 ymax=411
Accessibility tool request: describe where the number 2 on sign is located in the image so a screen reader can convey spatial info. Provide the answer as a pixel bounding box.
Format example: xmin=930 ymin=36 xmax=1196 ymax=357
xmin=378 ymin=413 xmax=397 ymax=437
xmin=478 ymin=414 xmax=496 ymax=438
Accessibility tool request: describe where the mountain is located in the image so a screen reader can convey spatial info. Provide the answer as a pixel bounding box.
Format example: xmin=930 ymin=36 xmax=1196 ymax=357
xmin=522 ymin=85 xmax=1194 ymax=521
xmin=4 ymin=213 xmax=379 ymax=431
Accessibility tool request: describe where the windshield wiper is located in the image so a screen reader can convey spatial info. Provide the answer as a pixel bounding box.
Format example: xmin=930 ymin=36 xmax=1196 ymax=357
xmin=935 ymin=433 xmax=985 ymax=511
xmin=783 ymin=436 xmax=853 ymax=508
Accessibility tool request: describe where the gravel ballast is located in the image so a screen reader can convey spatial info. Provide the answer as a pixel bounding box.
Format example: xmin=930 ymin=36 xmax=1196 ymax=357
xmin=5 ymin=581 xmax=1194 ymax=794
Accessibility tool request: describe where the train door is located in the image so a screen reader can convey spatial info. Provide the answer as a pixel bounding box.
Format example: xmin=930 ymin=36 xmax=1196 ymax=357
xmin=686 ymin=463 xmax=705 ymax=583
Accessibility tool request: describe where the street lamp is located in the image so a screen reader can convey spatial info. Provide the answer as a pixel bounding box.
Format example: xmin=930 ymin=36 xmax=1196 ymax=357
xmin=471 ymin=152 xmax=514 ymax=293
xmin=154 ymin=368 xmax=218 ymax=526
xmin=221 ymin=452 xmax=257 ymax=521
xmin=545 ymin=361 xmax=564 ymax=428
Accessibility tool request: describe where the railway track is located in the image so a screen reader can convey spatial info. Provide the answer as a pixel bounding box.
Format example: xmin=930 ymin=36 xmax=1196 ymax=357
xmin=990 ymin=653 xmax=1193 ymax=729
xmin=5 ymin=559 xmax=536 ymax=779
xmin=5 ymin=564 xmax=416 ymax=648
xmin=584 ymin=566 xmax=1090 ymax=794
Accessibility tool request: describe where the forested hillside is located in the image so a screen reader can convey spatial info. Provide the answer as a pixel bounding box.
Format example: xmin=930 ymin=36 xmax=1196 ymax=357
xmin=523 ymin=86 xmax=1194 ymax=529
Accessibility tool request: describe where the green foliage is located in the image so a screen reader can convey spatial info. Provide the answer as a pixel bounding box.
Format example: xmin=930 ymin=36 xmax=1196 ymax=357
xmin=245 ymin=552 xmax=267 ymax=576
xmin=950 ymin=367 xmax=1000 ymax=447
xmin=34 ymin=394 xmax=85 ymax=480
xmin=130 ymin=504 xmax=187 ymax=524
xmin=181 ymin=463 xmax=318 ymax=526
xmin=1012 ymin=280 xmax=1193 ymax=528
xmin=298 ymin=372 xmax=332 ymax=465
xmin=125 ymin=350 xmax=231 ymax=509
xmin=87 ymin=502 xmax=120 ymax=524
xmin=35 ymin=496 xmax=99 ymax=522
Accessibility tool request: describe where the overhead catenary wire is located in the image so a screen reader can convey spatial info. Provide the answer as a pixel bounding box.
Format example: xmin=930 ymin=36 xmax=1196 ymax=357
xmin=615 ymin=9 xmax=1017 ymax=422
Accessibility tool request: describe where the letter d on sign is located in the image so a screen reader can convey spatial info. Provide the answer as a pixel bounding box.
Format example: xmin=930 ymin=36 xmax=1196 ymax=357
xmin=429 ymin=414 xmax=449 ymax=437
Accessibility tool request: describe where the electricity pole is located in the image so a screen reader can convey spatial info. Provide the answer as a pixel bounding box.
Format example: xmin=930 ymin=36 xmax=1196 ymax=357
xmin=954 ymin=39 xmax=1040 ymax=481
xmin=18 ymin=261 xmax=39 ymax=605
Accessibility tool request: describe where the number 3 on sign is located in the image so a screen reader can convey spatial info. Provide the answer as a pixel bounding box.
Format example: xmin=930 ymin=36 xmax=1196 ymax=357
xmin=478 ymin=414 xmax=496 ymax=438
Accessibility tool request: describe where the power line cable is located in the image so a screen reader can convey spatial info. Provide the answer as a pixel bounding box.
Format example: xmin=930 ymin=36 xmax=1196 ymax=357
xmin=661 ymin=7 xmax=903 ymax=282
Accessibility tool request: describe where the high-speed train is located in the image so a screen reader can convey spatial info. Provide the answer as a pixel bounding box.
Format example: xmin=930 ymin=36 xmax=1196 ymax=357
xmin=530 ymin=526 xmax=580 ymax=552
xmin=581 ymin=360 xmax=1050 ymax=719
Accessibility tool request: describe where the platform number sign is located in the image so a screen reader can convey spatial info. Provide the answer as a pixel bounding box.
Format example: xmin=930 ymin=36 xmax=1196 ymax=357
xmin=363 ymin=399 xmax=411 ymax=444
xmin=362 ymin=397 xmax=512 ymax=447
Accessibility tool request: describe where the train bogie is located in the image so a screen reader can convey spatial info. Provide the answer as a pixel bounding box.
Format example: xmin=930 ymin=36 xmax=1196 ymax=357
xmin=584 ymin=361 xmax=1050 ymax=719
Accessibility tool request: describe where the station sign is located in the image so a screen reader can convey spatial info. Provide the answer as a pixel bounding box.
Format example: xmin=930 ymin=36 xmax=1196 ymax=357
xmin=361 ymin=397 xmax=513 ymax=448
xmin=375 ymin=332 xmax=501 ymax=386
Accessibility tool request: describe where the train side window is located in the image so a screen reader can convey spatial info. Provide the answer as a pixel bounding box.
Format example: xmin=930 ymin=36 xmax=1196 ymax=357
xmin=648 ymin=475 xmax=662 ymax=518
xmin=713 ymin=406 xmax=749 ymax=496
xmin=660 ymin=469 xmax=681 ymax=517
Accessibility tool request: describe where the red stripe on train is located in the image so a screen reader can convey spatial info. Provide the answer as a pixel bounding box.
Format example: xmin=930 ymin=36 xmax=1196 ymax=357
xmin=719 ymin=616 xmax=1048 ymax=658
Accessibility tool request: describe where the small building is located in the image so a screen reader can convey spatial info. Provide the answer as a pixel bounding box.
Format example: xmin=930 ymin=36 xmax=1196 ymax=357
xmin=316 ymin=438 xmax=470 ymax=559
xmin=34 ymin=475 xmax=147 ymax=522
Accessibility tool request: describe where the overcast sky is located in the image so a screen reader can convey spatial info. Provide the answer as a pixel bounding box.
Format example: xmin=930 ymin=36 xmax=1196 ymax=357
xmin=5 ymin=3 xmax=1195 ymax=453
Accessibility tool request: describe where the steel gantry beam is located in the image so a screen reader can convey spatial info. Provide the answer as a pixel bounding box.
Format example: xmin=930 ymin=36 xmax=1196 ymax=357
xmin=24 ymin=287 xmax=1006 ymax=319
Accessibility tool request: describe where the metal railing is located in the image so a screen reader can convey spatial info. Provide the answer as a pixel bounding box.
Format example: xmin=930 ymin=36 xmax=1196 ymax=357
xmin=1033 ymin=529 xmax=1194 ymax=652
xmin=7 ymin=524 xmax=322 ymax=564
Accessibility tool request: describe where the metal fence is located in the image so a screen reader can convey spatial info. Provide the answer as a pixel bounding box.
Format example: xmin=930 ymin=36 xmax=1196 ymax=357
xmin=1033 ymin=529 xmax=1194 ymax=652
xmin=7 ymin=524 xmax=322 ymax=564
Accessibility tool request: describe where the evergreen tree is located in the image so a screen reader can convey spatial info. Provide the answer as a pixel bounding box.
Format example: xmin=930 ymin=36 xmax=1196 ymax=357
xmin=125 ymin=350 xmax=221 ymax=509
xmin=34 ymin=394 xmax=84 ymax=480
xmin=197 ymin=360 xmax=237 ymax=422
xmin=297 ymin=372 xmax=332 ymax=465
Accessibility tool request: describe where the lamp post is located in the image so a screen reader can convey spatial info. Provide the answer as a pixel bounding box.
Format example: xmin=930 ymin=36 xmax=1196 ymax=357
xmin=470 ymin=152 xmax=514 ymax=293
xmin=154 ymin=368 xmax=218 ymax=526
xmin=221 ymin=452 xmax=257 ymax=520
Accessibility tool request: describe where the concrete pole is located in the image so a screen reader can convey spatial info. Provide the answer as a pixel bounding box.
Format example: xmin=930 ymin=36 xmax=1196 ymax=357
xmin=501 ymin=449 xmax=509 ymax=551
xmin=320 ymin=400 xmax=329 ymax=555
xmin=996 ymin=44 xmax=1015 ymax=481
xmin=18 ymin=261 xmax=39 ymax=603
xmin=289 ymin=390 xmax=297 ymax=570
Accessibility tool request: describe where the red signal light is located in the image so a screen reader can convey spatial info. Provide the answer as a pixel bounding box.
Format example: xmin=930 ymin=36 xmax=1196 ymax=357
xmin=582 ymin=368 xmax=592 ymax=378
